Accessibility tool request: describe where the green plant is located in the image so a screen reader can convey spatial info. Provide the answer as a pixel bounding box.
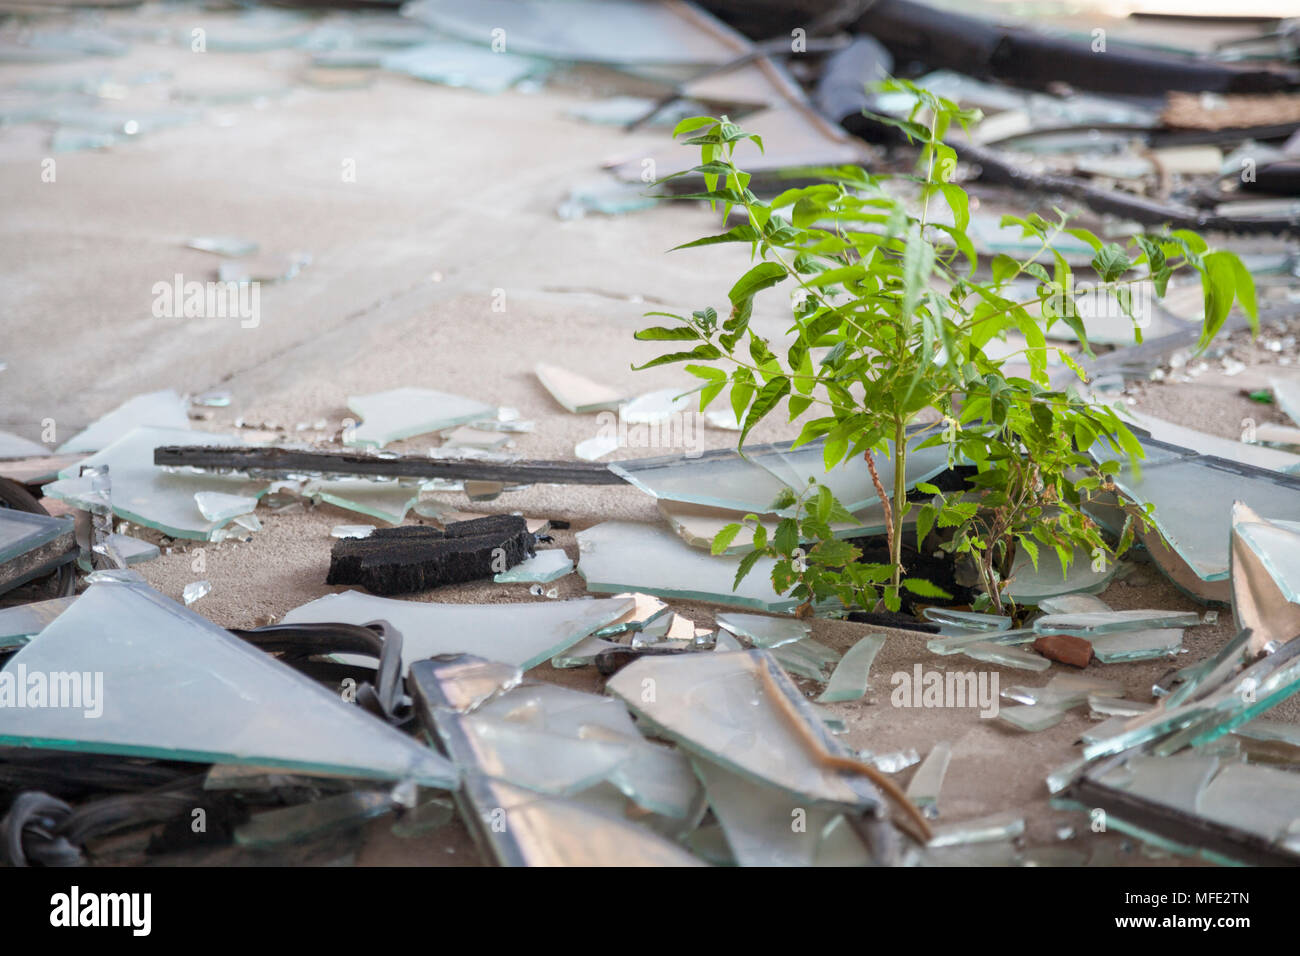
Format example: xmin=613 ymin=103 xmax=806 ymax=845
xmin=634 ymin=81 xmax=1257 ymax=615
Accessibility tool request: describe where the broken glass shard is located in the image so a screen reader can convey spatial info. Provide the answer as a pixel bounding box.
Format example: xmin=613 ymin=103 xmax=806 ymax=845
xmin=1231 ymin=502 xmax=1300 ymax=653
xmin=0 ymin=430 xmax=49 ymax=458
xmin=591 ymin=592 xmax=669 ymax=638
xmin=958 ymin=642 xmax=1050 ymax=671
xmin=926 ymin=627 xmax=1034 ymax=655
xmin=607 ymin=650 xmax=883 ymax=809
xmin=281 ymin=590 xmax=634 ymax=672
xmin=0 ymin=509 xmax=75 ymax=596
xmin=818 ymin=633 xmax=886 ymax=703
xmin=1034 ymin=609 xmax=1201 ymax=636
xmin=403 ymin=0 xmax=741 ymax=66
xmin=927 ymin=811 xmax=1025 ymax=848
xmin=534 ymin=362 xmax=625 ymax=413
xmin=862 ymin=749 xmax=920 ymax=773
xmin=715 ymin=612 xmax=808 ymax=648
xmin=577 ymin=521 xmax=802 ymax=612
xmin=1005 ymin=543 xmax=1118 ymax=602
xmin=44 ymin=426 xmax=267 ymax=541
xmin=442 ymin=426 xmax=509 ymax=451
xmin=182 ymin=580 xmax=210 ymax=605
xmin=494 ymin=549 xmax=573 ymax=583
xmin=692 ymin=757 xmax=851 ymax=867
xmin=1090 ymin=628 xmax=1184 ymax=663
xmin=1037 ymin=593 xmax=1111 ymax=614
xmin=235 ymin=790 xmax=393 ymax=848
xmin=105 ymin=533 xmax=158 ymax=565
xmin=657 ymin=497 xmax=900 ymax=553
xmin=921 ymin=607 xmax=1011 ymax=631
xmin=194 ymin=490 xmax=257 ymax=523
xmin=0 ymin=596 xmax=76 ymax=649
xmin=56 ymin=390 xmax=190 ymax=454
xmin=575 ymin=434 xmax=620 ymax=461
xmin=381 ymin=40 xmax=549 ymax=94
xmin=611 ymin=435 xmax=948 ymax=518
xmin=332 ymin=524 xmax=375 ymax=539
xmin=1098 ymin=433 xmax=1300 ymax=588
xmin=344 ymin=388 xmax=495 ymax=448
xmin=186 ymin=237 xmax=258 ymax=258
xmin=0 ymin=582 xmax=457 ymax=787
xmin=906 ymin=742 xmax=952 ymax=813
xmin=306 ymin=479 xmax=420 ymax=525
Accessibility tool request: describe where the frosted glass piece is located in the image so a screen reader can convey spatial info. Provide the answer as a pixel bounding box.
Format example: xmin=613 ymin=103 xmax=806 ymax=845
xmin=1090 ymin=627 xmax=1184 ymax=662
xmin=1037 ymin=593 xmax=1111 ymax=614
xmin=607 ymin=650 xmax=883 ymax=808
xmin=404 ymin=0 xmax=739 ymax=65
xmin=0 ymin=582 xmax=456 ymax=787
xmin=0 ymin=596 xmax=76 ymax=648
xmin=0 ymin=430 xmax=49 ymax=457
xmin=534 ymin=363 xmax=625 ymax=413
xmin=656 ymin=497 xmax=897 ymax=552
xmin=332 ymin=525 xmax=375 ymax=539
xmin=194 ymin=491 xmax=257 ymax=522
xmin=44 ymin=426 xmax=267 ymax=541
xmin=494 ymin=549 xmax=573 ymax=583
xmin=715 ymin=612 xmax=808 ymax=648
xmin=1197 ymin=761 xmax=1300 ymax=840
xmin=1035 ymin=609 xmax=1201 ymax=636
xmin=818 ymin=633 xmax=886 ymax=702
xmin=281 ymin=590 xmax=635 ymax=672
xmin=344 ymin=388 xmax=495 ymax=448
xmin=578 ymin=521 xmax=801 ymax=612
xmin=921 ymin=607 xmax=1011 ymax=630
xmin=105 ymin=533 xmax=159 ymax=565
xmin=182 ymin=580 xmax=210 ymax=605
xmin=56 ymin=390 xmax=189 ymax=454
xmin=958 ymin=642 xmax=1050 ymax=671
xmin=999 ymin=703 xmax=1071 ymax=731
xmin=693 ymin=757 xmax=846 ymax=866
xmin=926 ymin=627 xmax=1034 ymax=655
xmin=310 ymin=479 xmax=420 ymax=525
xmin=1108 ymin=440 xmax=1300 ymax=583
xmin=381 ymin=40 xmax=548 ymax=94
xmin=611 ymin=436 xmax=946 ymax=518
xmin=906 ymin=742 xmax=952 ymax=811
xmin=927 ymin=811 xmax=1025 ymax=848
xmin=1006 ymin=543 xmax=1118 ymax=602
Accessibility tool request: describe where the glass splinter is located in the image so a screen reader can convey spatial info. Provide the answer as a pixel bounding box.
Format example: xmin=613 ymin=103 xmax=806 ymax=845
xmin=818 ymin=633 xmax=886 ymax=703
xmin=282 ymin=590 xmax=635 ymax=672
xmin=577 ymin=521 xmax=802 ymax=612
xmin=344 ymin=387 xmax=496 ymax=448
xmin=906 ymin=742 xmax=952 ymax=813
xmin=194 ymin=490 xmax=257 ymax=522
xmin=494 ymin=549 xmax=573 ymax=583
xmin=1034 ymin=609 xmax=1201 ymax=636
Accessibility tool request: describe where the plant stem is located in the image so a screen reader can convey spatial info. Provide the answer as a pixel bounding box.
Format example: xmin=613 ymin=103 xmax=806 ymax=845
xmin=890 ymin=416 xmax=908 ymax=591
xmin=864 ymin=449 xmax=893 ymax=561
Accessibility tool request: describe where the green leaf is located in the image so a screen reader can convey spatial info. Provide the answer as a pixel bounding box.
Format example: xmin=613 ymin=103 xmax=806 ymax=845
xmin=733 ymin=549 xmax=763 ymax=590
xmin=774 ymin=518 xmax=799 ymax=556
xmin=1227 ymin=252 xmax=1259 ymax=335
xmin=739 ymin=375 xmax=790 ymax=447
xmin=901 ymin=577 xmax=952 ymax=599
xmin=635 ymin=326 xmax=699 ymax=342
xmin=728 ymin=262 xmax=787 ymax=306
xmin=1197 ymin=250 xmax=1238 ymax=353
xmin=711 ymin=522 xmax=743 ymax=555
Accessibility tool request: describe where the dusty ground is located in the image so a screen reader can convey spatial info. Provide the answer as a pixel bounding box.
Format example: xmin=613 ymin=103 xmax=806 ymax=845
xmin=2 ymin=4 xmax=1298 ymax=867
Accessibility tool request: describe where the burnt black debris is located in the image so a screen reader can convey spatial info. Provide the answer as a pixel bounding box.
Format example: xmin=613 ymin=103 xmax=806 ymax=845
xmin=326 ymin=516 xmax=534 ymax=595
